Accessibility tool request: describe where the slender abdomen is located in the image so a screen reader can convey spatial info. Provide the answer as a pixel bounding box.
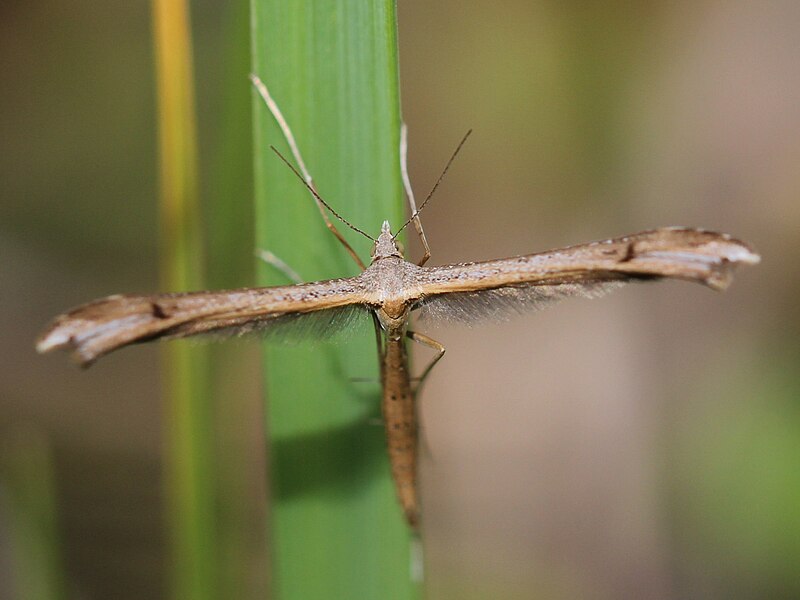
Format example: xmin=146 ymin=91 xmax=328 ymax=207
xmin=381 ymin=335 xmax=418 ymax=527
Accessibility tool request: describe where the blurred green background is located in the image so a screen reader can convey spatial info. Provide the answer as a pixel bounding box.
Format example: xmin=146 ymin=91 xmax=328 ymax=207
xmin=2 ymin=1 xmax=798 ymax=599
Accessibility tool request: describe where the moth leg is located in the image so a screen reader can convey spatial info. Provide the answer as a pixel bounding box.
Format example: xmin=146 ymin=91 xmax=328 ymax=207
xmin=406 ymin=330 xmax=445 ymax=390
xmin=254 ymin=249 xmax=304 ymax=284
xmin=250 ymin=74 xmax=366 ymax=270
xmin=372 ymin=313 xmax=386 ymax=386
xmin=363 ymin=314 xmax=387 ymax=427
xmin=400 ymin=123 xmax=432 ymax=267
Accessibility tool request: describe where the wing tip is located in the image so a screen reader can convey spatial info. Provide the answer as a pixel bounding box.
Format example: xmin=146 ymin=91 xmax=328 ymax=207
xmin=643 ymin=228 xmax=759 ymax=290
xmin=35 ymin=328 xmax=68 ymax=354
xmin=36 ymin=328 xmax=97 ymax=368
xmin=37 ymin=311 xmax=111 ymax=368
xmin=726 ymin=244 xmax=761 ymax=266
xmin=660 ymin=227 xmax=761 ymax=263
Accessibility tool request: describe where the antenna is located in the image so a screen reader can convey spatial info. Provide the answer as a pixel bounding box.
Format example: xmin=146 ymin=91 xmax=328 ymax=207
xmin=394 ymin=129 xmax=472 ymax=239
xmin=270 ymin=146 xmax=376 ymax=242
xmin=251 ymin=74 xmax=368 ymax=269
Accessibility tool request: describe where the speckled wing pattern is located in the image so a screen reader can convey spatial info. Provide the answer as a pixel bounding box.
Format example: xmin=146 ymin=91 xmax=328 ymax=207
xmin=36 ymin=277 xmax=367 ymax=366
xmin=414 ymin=228 xmax=759 ymax=324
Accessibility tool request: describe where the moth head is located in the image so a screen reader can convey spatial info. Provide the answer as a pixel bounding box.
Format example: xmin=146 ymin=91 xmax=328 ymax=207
xmin=371 ymin=220 xmax=403 ymax=260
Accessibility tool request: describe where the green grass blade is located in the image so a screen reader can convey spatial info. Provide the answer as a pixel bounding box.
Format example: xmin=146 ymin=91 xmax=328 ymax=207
xmin=151 ymin=1 xmax=216 ymax=598
xmin=251 ymin=1 xmax=420 ymax=598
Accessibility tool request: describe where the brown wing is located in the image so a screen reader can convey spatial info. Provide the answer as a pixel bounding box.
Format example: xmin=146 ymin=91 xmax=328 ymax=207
xmin=413 ymin=228 xmax=759 ymax=324
xmin=36 ymin=277 xmax=368 ymax=366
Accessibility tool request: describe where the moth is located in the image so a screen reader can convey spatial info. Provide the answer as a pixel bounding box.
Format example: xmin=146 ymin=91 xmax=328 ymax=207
xmin=37 ymin=76 xmax=760 ymax=528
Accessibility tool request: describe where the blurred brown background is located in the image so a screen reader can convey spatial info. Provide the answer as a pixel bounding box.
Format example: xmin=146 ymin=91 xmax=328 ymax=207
xmin=2 ymin=1 xmax=798 ymax=599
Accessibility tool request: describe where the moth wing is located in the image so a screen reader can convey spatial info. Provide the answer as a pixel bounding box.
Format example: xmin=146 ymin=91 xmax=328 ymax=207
xmin=36 ymin=277 xmax=369 ymax=366
xmin=412 ymin=228 xmax=759 ymax=325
